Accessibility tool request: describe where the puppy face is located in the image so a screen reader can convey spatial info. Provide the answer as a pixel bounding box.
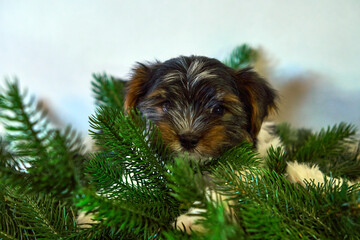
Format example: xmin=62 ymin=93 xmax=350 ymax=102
xmin=125 ymin=56 xmax=276 ymax=163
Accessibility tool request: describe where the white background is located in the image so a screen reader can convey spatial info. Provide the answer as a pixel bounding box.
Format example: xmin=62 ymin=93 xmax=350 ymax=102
xmin=1 ymin=0 xmax=359 ymax=134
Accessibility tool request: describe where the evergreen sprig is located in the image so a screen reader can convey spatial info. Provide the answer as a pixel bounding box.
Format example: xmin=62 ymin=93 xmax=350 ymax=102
xmin=265 ymin=145 xmax=288 ymax=175
xmin=77 ymin=107 xmax=182 ymax=238
xmin=0 ymin=80 xmax=86 ymax=202
xmin=295 ymin=122 xmax=357 ymax=163
xmin=4 ymin=190 xmax=77 ymax=239
xmin=223 ymin=44 xmax=258 ymax=69
xmin=212 ymin=162 xmax=360 ymax=239
xmin=276 ymin=122 xmax=360 ymax=179
xmin=0 ymin=181 xmax=79 ymax=240
xmin=91 ymin=73 xmax=126 ymax=109
xmin=76 ymin=188 xmax=173 ymax=239
xmin=88 ymin=107 xmax=171 ymax=194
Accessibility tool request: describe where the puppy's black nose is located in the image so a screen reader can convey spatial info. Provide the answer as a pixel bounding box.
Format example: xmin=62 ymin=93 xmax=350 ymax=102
xmin=179 ymin=133 xmax=200 ymax=150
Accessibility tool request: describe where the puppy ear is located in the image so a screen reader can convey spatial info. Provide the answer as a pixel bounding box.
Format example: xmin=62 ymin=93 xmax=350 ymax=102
xmin=234 ymin=68 xmax=277 ymax=139
xmin=124 ymin=63 xmax=157 ymax=112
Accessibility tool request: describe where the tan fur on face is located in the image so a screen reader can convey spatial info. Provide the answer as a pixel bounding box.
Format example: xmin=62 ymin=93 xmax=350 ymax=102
xmin=245 ymin=87 xmax=262 ymax=137
xmin=157 ymin=122 xmax=180 ymax=151
xmin=159 ymin=123 xmax=229 ymax=157
xmin=146 ymin=89 xmax=166 ymax=99
xmin=197 ymin=125 xmax=227 ymax=156
xmin=233 ymin=68 xmax=277 ymax=140
xmin=223 ymin=94 xmax=241 ymax=104
xmin=124 ymin=64 xmax=152 ymax=112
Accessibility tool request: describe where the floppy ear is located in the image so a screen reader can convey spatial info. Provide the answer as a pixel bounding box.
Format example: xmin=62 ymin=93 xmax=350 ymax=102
xmin=234 ymin=68 xmax=277 ymax=139
xmin=124 ymin=63 xmax=157 ymax=112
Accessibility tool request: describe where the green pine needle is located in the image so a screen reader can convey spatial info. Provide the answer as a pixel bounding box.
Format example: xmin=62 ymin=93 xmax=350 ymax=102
xmin=91 ymin=73 xmax=126 ymax=108
xmin=88 ymin=107 xmax=170 ymax=191
xmin=295 ymin=122 xmax=357 ymax=163
xmin=0 ymin=80 xmax=86 ymax=202
xmin=1 ymin=54 xmax=360 ymax=239
xmin=75 ymin=188 xmax=175 ymax=239
xmin=1 ymin=185 xmax=78 ymax=239
xmin=265 ymin=145 xmax=288 ymax=175
xmin=223 ymin=44 xmax=258 ymax=69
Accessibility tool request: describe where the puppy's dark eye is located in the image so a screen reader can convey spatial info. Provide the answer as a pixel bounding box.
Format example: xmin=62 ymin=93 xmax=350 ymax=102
xmin=162 ymin=101 xmax=170 ymax=112
xmin=212 ymin=105 xmax=224 ymax=116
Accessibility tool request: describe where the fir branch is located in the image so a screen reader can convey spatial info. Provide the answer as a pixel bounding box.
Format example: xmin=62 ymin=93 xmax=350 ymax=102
xmin=167 ymin=158 xmax=247 ymax=238
xmin=212 ymin=162 xmax=360 ymax=239
xmin=265 ymin=145 xmax=288 ymax=175
xmin=238 ymin=201 xmax=294 ymax=239
xmin=319 ymin=142 xmax=360 ymax=180
xmin=0 ymin=182 xmax=79 ymax=240
xmin=195 ymin=201 xmax=244 ymax=240
xmin=223 ymin=44 xmax=258 ymax=70
xmin=0 ymin=80 xmax=87 ymax=202
xmin=88 ymin=107 xmax=170 ymax=192
xmin=167 ymin=158 xmax=208 ymax=210
xmin=5 ymin=190 xmax=78 ymax=239
xmin=0 ymin=79 xmax=48 ymax=158
xmin=212 ymin=165 xmax=321 ymax=239
xmin=276 ymin=122 xmax=313 ymax=158
xmin=84 ymin=108 xmax=185 ymax=238
xmin=277 ymin=122 xmax=360 ymax=179
xmin=211 ymin=142 xmax=261 ymax=169
xmin=91 ymin=73 xmax=126 ymax=108
xmin=66 ymin=224 xmax=135 ymax=240
xmin=86 ymin=152 xmax=172 ymax=205
xmin=295 ymin=122 xmax=357 ymax=164
xmin=0 ymin=191 xmax=32 ymax=240
xmin=164 ymin=201 xmax=243 ymax=240
xmin=75 ymin=188 xmax=175 ymax=239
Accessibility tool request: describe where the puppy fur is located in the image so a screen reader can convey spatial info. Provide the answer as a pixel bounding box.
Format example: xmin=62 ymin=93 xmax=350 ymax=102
xmin=125 ymin=56 xmax=277 ymax=163
xmin=77 ymin=56 xmax=354 ymax=232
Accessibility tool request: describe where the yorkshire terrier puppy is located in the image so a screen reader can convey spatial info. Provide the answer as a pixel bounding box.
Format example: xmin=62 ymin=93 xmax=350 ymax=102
xmin=123 ymin=55 xmax=278 ymax=233
xmin=124 ymin=56 xmax=277 ymax=163
xmin=78 ymin=56 xmax=347 ymax=232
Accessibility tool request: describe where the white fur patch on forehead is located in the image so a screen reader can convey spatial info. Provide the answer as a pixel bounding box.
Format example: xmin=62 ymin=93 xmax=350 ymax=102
xmin=186 ymin=59 xmax=204 ymax=78
xmin=163 ymin=71 xmax=183 ymax=84
xmin=163 ymin=59 xmax=217 ymax=87
xmin=159 ymin=58 xmax=223 ymax=106
xmin=187 ymin=60 xmax=217 ymax=85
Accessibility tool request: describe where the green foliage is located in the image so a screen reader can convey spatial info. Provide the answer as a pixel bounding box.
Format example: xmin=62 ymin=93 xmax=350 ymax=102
xmin=212 ymin=164 xmax=360 ymax=239
xmin=276 ymin=122 xmax=360 ymax=180
xmin=223 ymin=44 xmax=258 ymax=69
xmin=167 ymin=158 xmax=206 ymax=210
xmin=76 ymin=188 xmax=173 ymax=239
xmin=265 ymin=146 xmax=288 ymax=175
xmin=74 ymin=107 xmax=182 ymax=238
xmin=276 ymin=122 xmax=313 ymax=158
xmin=198 ymin=201 xmax=242 ymax=240
xmin=0 ymin=49 xmax=359 ymax=239
xmin=0 ymin=80 xmax=87 ymax=204
xmin=5 ymin=190 xmax=77 ymax=239
xmin=88 ymin=107 xmax=172 ymax=198
xmin=0 ymin=181 xmax=79 ymax=240
xmin=91 ymin=73 xmax=126 ymax=109
xmin=210 ymin=142 xmax=261 ymax=169
xmin=295 ymin=123 xmax=357 ymax=163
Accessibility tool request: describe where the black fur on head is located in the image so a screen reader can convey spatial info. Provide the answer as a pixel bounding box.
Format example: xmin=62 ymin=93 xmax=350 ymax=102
xmin=125 ymin=56 xmax=277 ymax=163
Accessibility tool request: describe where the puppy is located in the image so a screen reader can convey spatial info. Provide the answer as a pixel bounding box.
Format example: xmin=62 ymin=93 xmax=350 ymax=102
xmin=78 ymin=56 xmax=347 ymax=232
xmin=123 ymin=55 xmax=277 ymax=232
xmin=124 ymin=56 xmax=277 ymax=163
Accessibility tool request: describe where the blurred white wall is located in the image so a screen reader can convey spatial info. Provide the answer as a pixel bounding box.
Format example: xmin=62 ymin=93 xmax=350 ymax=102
xmin=1 ymin=0 xmax=359 ymax=133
